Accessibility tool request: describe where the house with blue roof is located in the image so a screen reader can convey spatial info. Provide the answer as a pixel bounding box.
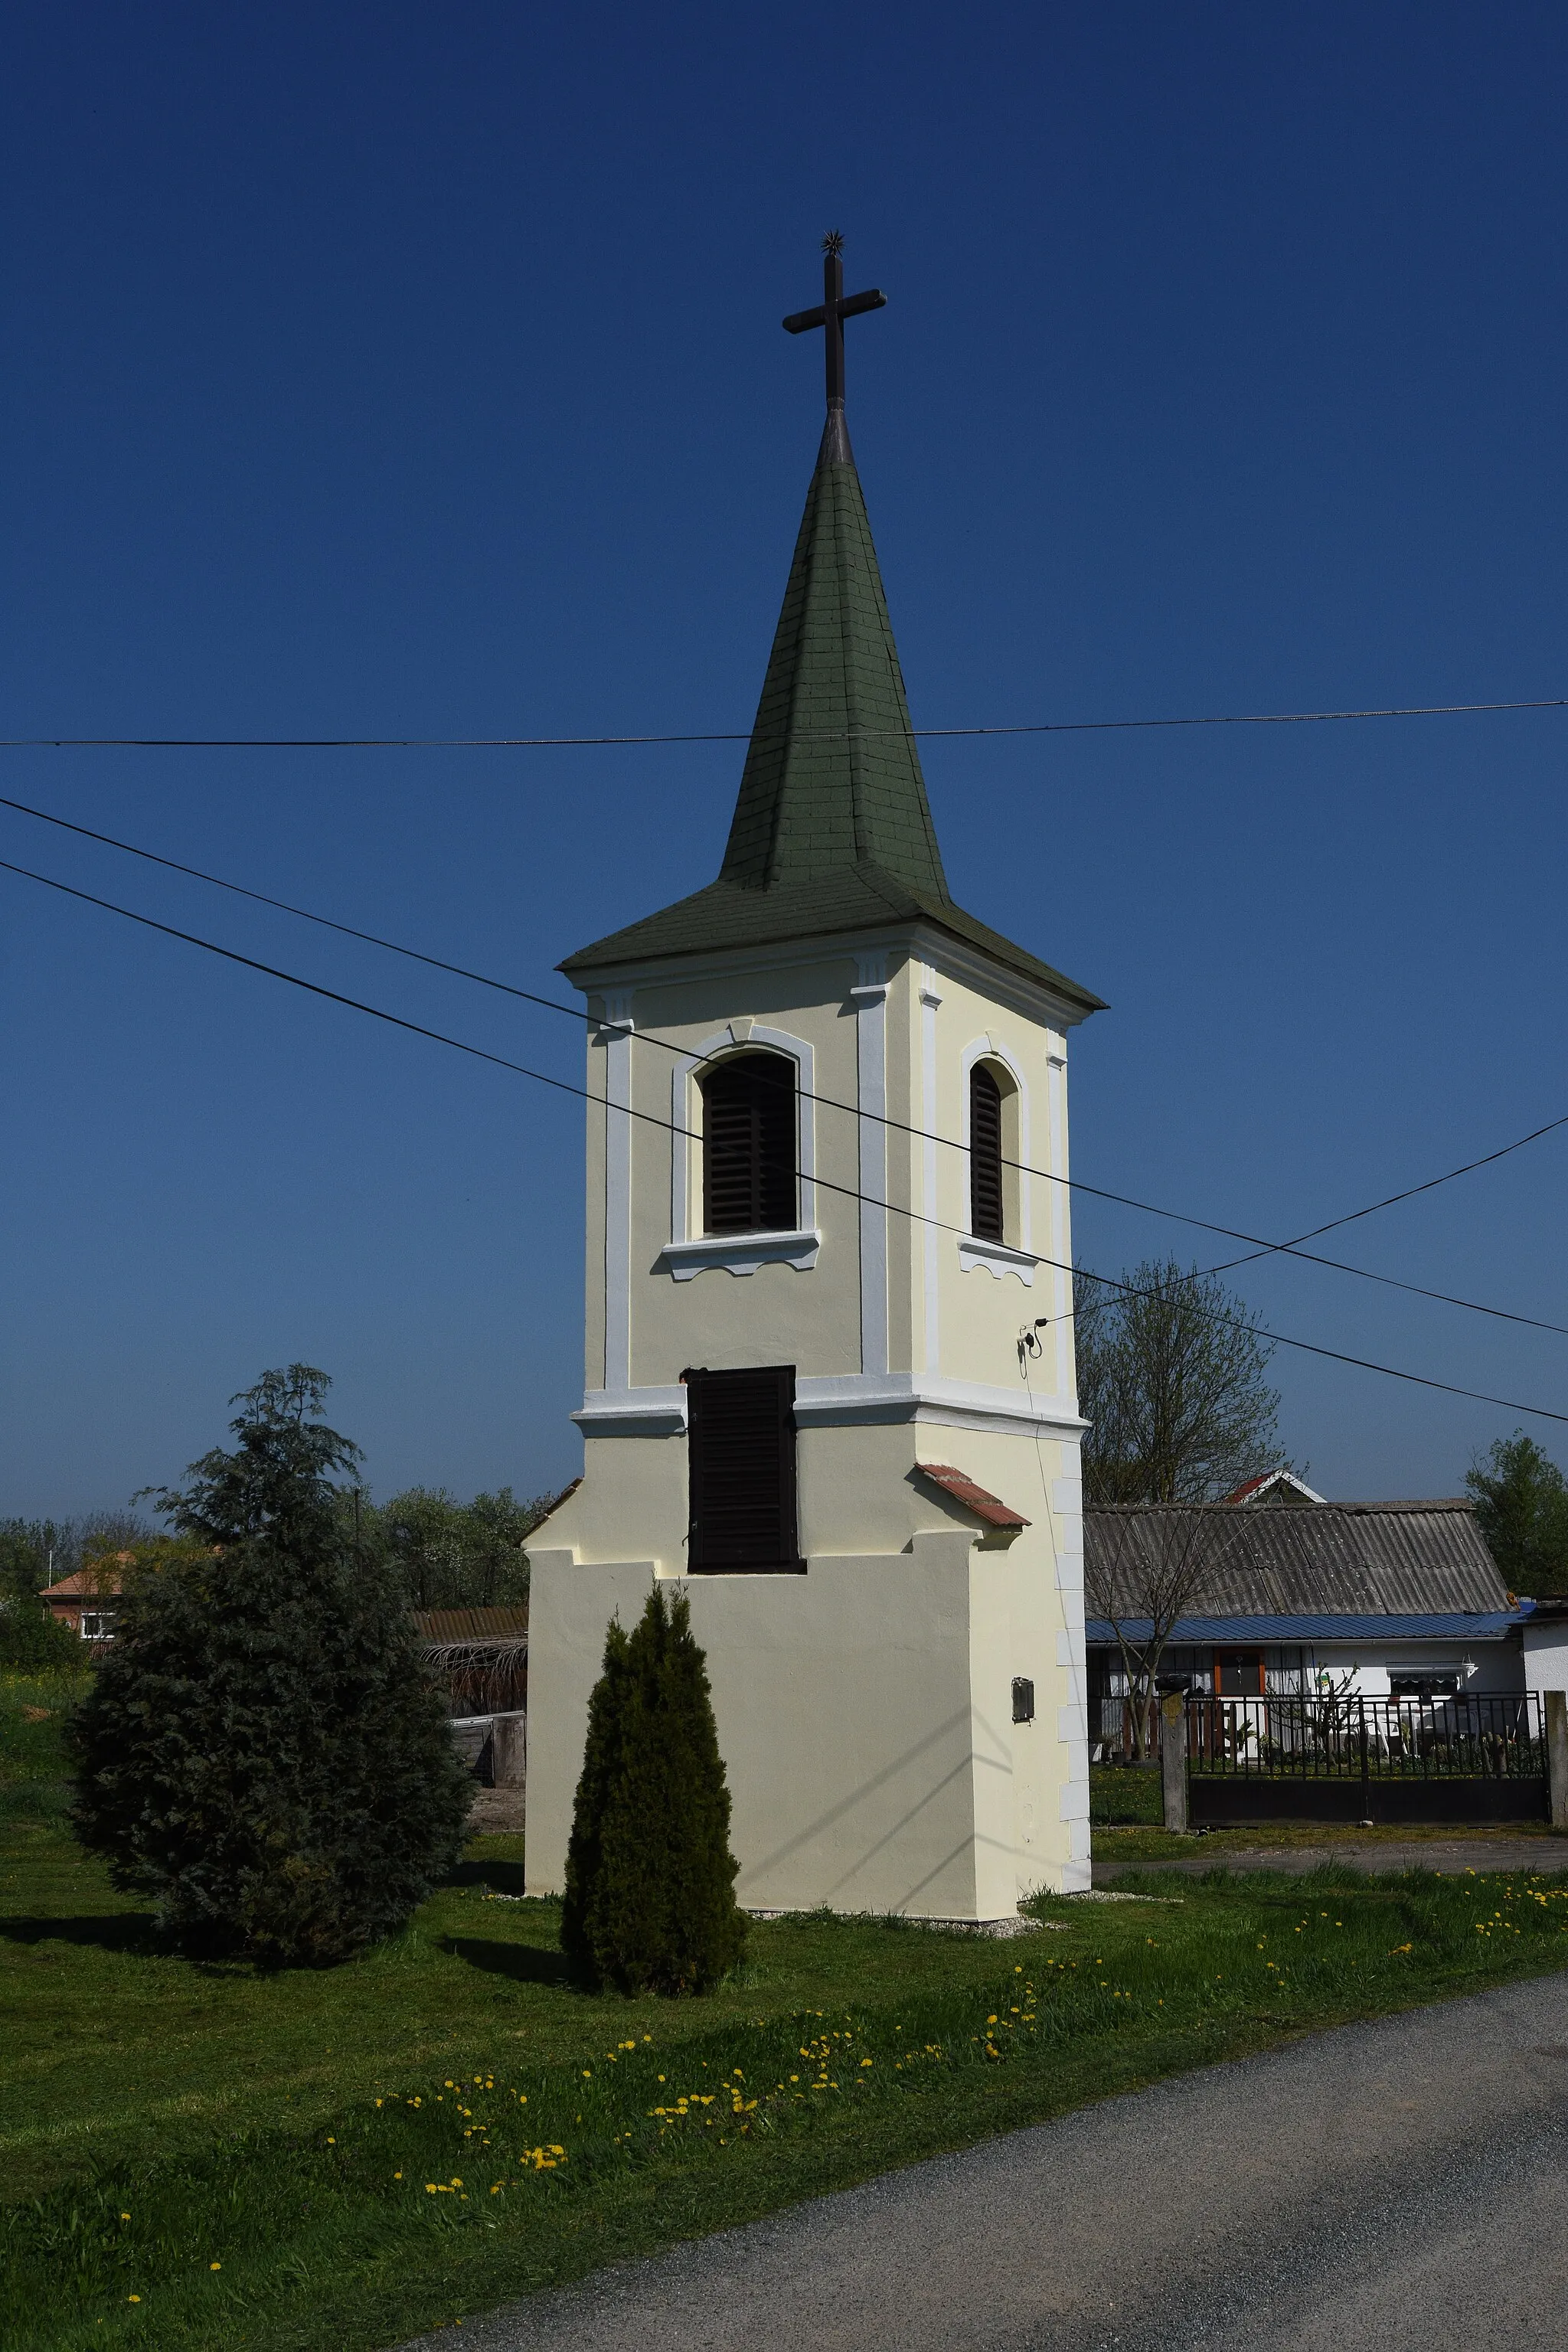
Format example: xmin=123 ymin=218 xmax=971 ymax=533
xmin=1084 ymin=1485 xmax=1529 ymax=1757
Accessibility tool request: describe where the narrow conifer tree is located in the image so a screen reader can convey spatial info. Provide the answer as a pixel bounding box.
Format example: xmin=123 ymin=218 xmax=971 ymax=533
xmin=562 ymin=1587 xmax=745 ymax=1994
xmin=559 ymin=1614 xmax=632 ymax=1979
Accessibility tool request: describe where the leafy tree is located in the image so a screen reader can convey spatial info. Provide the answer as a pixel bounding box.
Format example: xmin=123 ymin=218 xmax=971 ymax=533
xmin=0 ymin=1511 xmax=150 ymax=1601
xmin=0 ymin=1522 xmax=63 ymax=1602
xmin=1075 ymin=1258 xmax=1283 ymax=1505
xmin=1085 ymin=1506 xmax=1247 ymax=1759
xmin=72 ymin=1367 xmax=471 ymax=1964
xmin=1466 ymin=1432 xmax=1568 ymax=1596
xmin=0 ymin=1593 xmax=80 ymax=1670
xmin=561 ymin=1587 xmax=745 ymax=1994
xmin=358 ymin=1485 xmax=548 ymax=1612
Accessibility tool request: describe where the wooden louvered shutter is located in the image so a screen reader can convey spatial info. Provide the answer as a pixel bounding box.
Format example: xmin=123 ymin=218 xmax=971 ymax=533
xmin=686 ymin=1365 xmax=802 ymax=1573
xmin=701 ymin=1053 xmax=796 ymax=1234
xmin=969 ymin=1064 xmax=1004 ymax=1242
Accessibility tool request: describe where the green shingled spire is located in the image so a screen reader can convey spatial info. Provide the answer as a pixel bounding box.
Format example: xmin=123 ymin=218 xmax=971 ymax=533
xmin=560 ymin=416 xmax=1103 ymax=1017
xmin=719 ymin=413 xmax=949 ymax=899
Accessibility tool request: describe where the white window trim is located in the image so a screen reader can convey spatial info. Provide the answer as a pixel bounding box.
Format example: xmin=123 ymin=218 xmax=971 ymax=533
xmin=666 ymin=1023 xmax=817 ymax=1268
xmin=957 ymin=1233 xmax=1041 ymax=1285
xmin=919 ymin=969 xmax=942 ymax=1372
xmin=959 ymin=1033 xmax=1033 ymax=1258
xmin=852 ymin=953 xmax=889 ymax=1378
xmin=659 ymin=1228 xmax=821 ymax=1281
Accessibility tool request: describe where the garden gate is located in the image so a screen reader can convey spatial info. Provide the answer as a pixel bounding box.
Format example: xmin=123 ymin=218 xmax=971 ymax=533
xmin=1184 ymin=1692 xmax=1548 ymax=1825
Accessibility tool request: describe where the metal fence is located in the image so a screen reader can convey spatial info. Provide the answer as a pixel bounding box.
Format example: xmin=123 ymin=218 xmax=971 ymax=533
xmin=1188 ymin=1692 xmax=1544 ymax=1779
xmin=1184 ymin=1692 xmax=1548 ymax=1824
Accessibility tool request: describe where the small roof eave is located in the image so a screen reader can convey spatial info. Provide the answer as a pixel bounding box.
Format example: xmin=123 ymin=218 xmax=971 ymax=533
xmin=916 ymin=1461 xmax=1031 ymax=1533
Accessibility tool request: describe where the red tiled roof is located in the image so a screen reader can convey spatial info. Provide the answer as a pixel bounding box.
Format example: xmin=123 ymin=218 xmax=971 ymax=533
xmin=39 ymin=1566 xmax=123 ymax=1600
xmin=916 ymin=1463 xmax=1030 ymax=1531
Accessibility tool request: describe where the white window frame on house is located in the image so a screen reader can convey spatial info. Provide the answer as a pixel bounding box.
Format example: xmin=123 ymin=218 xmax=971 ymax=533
xmin=659 ymin=1023 xmax=820 ymax=1279
xmin=957 ymin=1034 xmax=1041 ymax=1284
xmin=79 ymin=1612 xmax=116 ymax=1642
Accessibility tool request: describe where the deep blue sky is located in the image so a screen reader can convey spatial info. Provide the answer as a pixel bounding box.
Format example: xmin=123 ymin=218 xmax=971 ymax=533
xmin=5 ymin=1 xmax=1568 ymax=1515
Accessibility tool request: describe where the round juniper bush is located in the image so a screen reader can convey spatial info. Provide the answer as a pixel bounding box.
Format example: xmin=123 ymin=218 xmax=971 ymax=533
xmin=70 ymin=1366 xmax=472 ymax=1965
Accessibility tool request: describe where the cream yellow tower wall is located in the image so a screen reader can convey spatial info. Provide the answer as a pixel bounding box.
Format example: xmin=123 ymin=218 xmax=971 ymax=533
xmin=525 ymin=926 xmax=1091 ymax=1917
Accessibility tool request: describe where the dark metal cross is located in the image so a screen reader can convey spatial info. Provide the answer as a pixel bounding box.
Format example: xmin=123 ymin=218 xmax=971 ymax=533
xmin=782 ymin=231 xmax=887 ymax=411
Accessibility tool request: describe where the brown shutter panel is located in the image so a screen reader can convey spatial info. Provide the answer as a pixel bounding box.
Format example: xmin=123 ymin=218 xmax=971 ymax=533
xmin=701 ymin=1054 xmax=797 ymax=1234
xmin=687 ymin=1365 xmax=802 ymax=1572
xmin=969 ymin=1065 xmax=1004 ymax=1242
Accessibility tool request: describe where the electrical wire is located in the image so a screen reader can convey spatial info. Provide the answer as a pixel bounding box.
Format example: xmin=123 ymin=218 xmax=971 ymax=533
xmin=4 ymin=694 xmax=1568 ymax=751
xmin=3 ymin=787 xmax=1565 ymax=1341
xmin=2 ymin=847 xmax=1566 ymax=1429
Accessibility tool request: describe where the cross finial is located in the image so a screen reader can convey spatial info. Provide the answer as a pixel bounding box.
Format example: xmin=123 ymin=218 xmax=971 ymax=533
xmin=782 ymin=236 xmax=886 ymax=421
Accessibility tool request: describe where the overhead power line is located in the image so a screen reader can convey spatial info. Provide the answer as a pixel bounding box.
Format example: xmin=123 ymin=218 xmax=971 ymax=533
xmin=2 ymin=847 xmax=1566 ymax=1431
xmin=4 ymin=788 xmax=1566 ymax=1341
xmin=3 ymin=693 xmax=1568 ymax=752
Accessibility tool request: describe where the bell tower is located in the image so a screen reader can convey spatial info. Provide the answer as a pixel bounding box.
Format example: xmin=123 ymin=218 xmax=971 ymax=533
xmin=524 ymin=243 xmax=1105 ymax=1916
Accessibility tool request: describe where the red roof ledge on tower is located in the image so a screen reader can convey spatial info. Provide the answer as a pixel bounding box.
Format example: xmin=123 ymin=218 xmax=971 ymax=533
xmin=914 ymin=1463 xmax=1031 ymax=1549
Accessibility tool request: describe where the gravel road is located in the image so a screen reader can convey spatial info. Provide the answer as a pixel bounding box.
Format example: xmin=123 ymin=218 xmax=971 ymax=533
xmin=400 ymin=1969 xmax=1568 ymax=2351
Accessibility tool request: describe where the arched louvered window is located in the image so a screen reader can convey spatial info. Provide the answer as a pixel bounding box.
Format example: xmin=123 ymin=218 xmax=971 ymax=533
xmin=969 ymin=1063 xmax=1005 ymax=1243
xmin=701 ymin=1051 xmax=797 ymax=1235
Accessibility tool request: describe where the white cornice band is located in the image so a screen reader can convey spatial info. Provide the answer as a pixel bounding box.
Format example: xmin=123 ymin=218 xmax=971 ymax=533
xmin=571 ymin=923 xmax=1093 ymax=1037
xmin=574 ymin=1373 xmax=1086 ymax=1441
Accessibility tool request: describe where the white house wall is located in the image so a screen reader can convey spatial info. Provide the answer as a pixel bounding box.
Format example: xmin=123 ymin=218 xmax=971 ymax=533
xmin=1523 ymin=1624 xmax=1568 ymax=1699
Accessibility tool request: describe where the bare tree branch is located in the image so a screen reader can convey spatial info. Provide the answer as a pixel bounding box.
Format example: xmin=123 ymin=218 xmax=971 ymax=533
xmin=1085 ymin=1505 xmax=1250 ymax=1758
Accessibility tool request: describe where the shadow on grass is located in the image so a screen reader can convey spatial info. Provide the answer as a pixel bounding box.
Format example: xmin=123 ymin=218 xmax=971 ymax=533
xmin=440 ymin=1933 xmax=576 ymax=1989
xmin=0 ymin=1781 xmax=74 ymax=1823
xmin=0 ymin=1910 xmax=164 ymax=1955
xmin=445 ymin=1854 xmax=528 ymax=1896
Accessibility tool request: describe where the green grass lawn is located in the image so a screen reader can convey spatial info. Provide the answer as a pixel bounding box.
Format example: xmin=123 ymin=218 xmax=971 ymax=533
xmin=8 ymin=1674 xmax=1568 ymax=2352
xmin=1089 ymin=1762 xmax=1165 ymax=1824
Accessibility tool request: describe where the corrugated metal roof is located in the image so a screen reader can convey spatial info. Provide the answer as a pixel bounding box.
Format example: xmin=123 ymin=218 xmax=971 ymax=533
xmin=1086 ymin=1612 xmax=1520 ymax=1645
xmin=413 ymin=1606 xmax=529 ymax=1644
xmin=1084 ymin=1501 xmax=1508 ymax=1619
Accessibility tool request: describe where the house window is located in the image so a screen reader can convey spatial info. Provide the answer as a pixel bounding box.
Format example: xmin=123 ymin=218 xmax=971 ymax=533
xmin=1390 ymin=1673 xmax=1460 ymax=1700
xmin=700 ymin=1052 xmax=797 ymax=1235
xmin=79 ymin=1612 xmax=116 ymax=1642
xmin=1215 ymin=1650 xmax=1263 ymax=1697
xmin=969 ymin=1063 xmax=1004 ymax=1241
xmin=685 ymin=1365 xmax=802 ymax=1573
